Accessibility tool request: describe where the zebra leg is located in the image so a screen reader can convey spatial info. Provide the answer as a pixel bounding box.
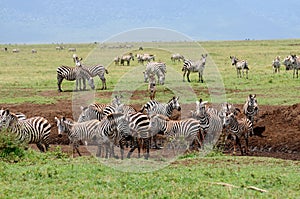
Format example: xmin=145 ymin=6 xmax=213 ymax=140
xmin=57 ymin=76 xmax=63 ymax=92
xmin=187 ymin=71 xmax=191 ymax=82
xmin=82 ymin=78 xmax=86 ymax=90
xmin=74 ymin=143 xmax=82 ymax=156
xmin=182 ymin=70 xmax=186 ymax=82
xmin=143 ymin=138 xmax=150 ymax=160
xmin=119 ymin=140 xmax=125 ymax=160
xmin=245 ymin=137 xmax=249 ymax=155
xmin=36 ymin=142 xmax=45 ymax=152
xmin=100 ymin=76 xmax=107 ymax=90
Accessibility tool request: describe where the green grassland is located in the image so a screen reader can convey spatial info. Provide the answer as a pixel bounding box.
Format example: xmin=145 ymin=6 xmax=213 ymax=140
xmin=1 ymin=40 xmax=300 ymax=198
xmin=0 ymin=39 xmax=300 ymax=105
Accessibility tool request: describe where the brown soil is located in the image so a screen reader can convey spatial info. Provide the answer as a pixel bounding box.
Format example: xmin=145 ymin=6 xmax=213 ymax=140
xmin=1 ymin=95 xmax=300 ymax=161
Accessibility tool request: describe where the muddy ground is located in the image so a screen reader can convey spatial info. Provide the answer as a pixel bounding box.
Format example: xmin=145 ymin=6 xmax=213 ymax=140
xmin=1 ymin=94 xmax=300 ymax=161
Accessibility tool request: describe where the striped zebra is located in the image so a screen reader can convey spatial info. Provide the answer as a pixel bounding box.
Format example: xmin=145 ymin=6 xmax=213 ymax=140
xmin=55 ymin=116 xmax=101 ymax=157
xmin=243 ymin=94 xmax=259 ymax=128
xmin=120 ymin=53 xmax=134 ymax=66
xmin=223 ymin=113 xmax=253 ymax=155
xmin=125 ymin=112 xmax=151 ymax=159
xmin=143 ymin=62 xmax=166 ymax=85
xmin=140 ymin=96 xmax=181 ymax=119
xmin=95 ymin=113 xmax=131 ymax=159
xmin=140 ymin=54 xmax=155 ymax=65
xmin=191 ymin=99 xmax=223 ymax=145
xmin=148 ymin=114 xmax=202 ymax=153
xmin=272 ymin=56 xmax=281 ymax=73
xmin=282 ymin=55 xmax=293 ymax=70
xmin=56 ymin=65 xmax=95 ymax=92
xmin=290 ymin=54 xmax=300 ymax=78
xmin=0 ymin=109 xmax=26 ymax=120
xmin=230 ymin=56 xmax=249 ymax=78
xmin=114 ymin=56 xmax=120 ymax=65
xmin=182 ymin=54 xmax=207 ymax=83
xmin=0 ymin=109 xmax=51 ymax=152
xmin=171 ymin=53 xmax=184 ymax=63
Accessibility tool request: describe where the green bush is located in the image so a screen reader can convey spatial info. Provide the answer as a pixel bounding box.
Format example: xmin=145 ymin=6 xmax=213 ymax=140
xmin=0 ymin=129 xmax=26 ymax=162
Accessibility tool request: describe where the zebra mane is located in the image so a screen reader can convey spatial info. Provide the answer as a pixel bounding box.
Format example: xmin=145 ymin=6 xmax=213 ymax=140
xmin=152 ymin=113 xmax=170 ymax=121
xmin=106 ymin=112 xmax=124 ymax=120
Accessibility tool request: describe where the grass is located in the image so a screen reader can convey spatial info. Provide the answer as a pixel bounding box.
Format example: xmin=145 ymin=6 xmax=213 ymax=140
xmin=0 ymin=149 xmax=299 ymax=198
xmin=1 ymin=39 xmax=300 ymax=105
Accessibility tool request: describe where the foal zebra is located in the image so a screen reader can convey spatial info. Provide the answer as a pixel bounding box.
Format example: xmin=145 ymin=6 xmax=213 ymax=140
xmin=0 ymin=109 xmax=51 ymax=152
xmin=182 ymin=54 xmax=207 ymax=83
xmin=223 ymin=113 xmax=253 ymax=155
xmin=56 ymin=65 xmax=95 ymax=92
xmin=272 ymin=56 xmax=281 ymax=73
xmin=243 ymin=94 xmax=259 ymax=128
xmin=140 ymin=96 xmax=181 ymax=119
xmin=143 ymin=62 xmax=166 ymax=85
xmin=230 ymin=56 xmax=249 ymax=78
xmin=120 ymin=53 xmax=134 ymax=66
xmin=149 ymin=114 xmax=202 ymax=153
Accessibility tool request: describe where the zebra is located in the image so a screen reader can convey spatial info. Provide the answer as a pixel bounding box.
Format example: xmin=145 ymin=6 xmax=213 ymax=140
xmin=140 ymin=96 xmax=181 ymax=119
xmin=148 ymin=74 xmax=156 ymax=100
xmin=191 ymin=99 xmax=223 ymax=145
xmin=171 ymin=53 xmax=184 ymax=63
xmin=31 ymin=49 xmax=37 ymax=53
xmin=230 ymin=56 xmax=249 ymax=78
xmin=56 ymin=65 xmax=95 ymax=92
xmin=68 ymin=48 xmax=76 ymax=52
xmin=120 ymin=53 xmax=134 ymax=66
xmin=243 ymin=94 xmax=259 ymax=129
xmin=55 ymin=116 xmax=101 ymax=157
xmin=114 ymin=56 xmax=120 ymax=65
xmin=12 ymin=49 xmax=19 ymax=53
xmin=182 ymin=54 xmax=207 ymax=83
xmin=290 ymin=54 xmax=300 ymax=78
xmin=125 ymin=112 xmax=151 ymax=159
xmin=143 ymin=61 xmax=166 ymax=85
xmin=223 ymin=113 xmax=253 ymax=155
xmin=0 ymin=109 xmax=51 ymax=152
xmin=148 ymin=114 xmax=202 ymax=153
xmin=140 ymin=54 xmax=155 ymax=65
xmin=282 ymin=55 xmax=293 ymax=70
xmin=272 ymin=56 xmax=281 ymax=73
xmin=95 ymin=113 xmax=131 ymax=159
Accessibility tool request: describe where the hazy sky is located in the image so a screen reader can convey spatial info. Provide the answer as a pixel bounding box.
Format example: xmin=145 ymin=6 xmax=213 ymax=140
xmin=1 ymin=0 xmax=300 ymax=43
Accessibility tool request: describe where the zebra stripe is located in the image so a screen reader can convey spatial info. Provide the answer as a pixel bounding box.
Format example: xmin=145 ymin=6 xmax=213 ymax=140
xmin=182 ymin=54 xmax=207 ymax=83
xmin=191 ymin=99 xmax=223 ymax=144
xmin=56 ymin=65 xmax=95 ymax=92
xmin=171 ymin=53 xmax=184 ymax=63
xmin=95 ymin=113 xmax=131 ymax=159
xmin=125 ymin=112 xmax=151 ymax=159
xmin=290 ymin=55 xmax=300 ymax=78
xmin=230 ymin=56 xmax=249 ymax=79
xmin=120 ymin=53 xmax=134 ymax=66
xmin=78 ymin=64 xmax=108 ymax=90
xmin=223 ymin=113 xmax=253 ymax=155
xmin=55 ymin=116 xmax=100 ymax=157
xmin=243 ymin=94 xmax=259 ymax=126
xmin=0 ymin=109 xmax=26 ymax=120
xmin=140 ymin=96 xmax=181 ymax=118
xmin=149 ymin=114 xmax=202 ymax=152
xmin=144 ymin=62 xmax=166 ymax=85
xmin=0 ymin=110 xmax=51 ymax=152
xmin=272 ymin=56 xmax=281 ymax=73
xmin=282 ymin=55 xmax=293 ymax=70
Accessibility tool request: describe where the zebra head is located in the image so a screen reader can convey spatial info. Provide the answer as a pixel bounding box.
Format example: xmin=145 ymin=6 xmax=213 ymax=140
xmin=195 ymin=98 xmax=208 ymax=115
xmin=247 ymin=94 xmax=259 ymax=112
xmin=112 ymin=95 xmax=123 ymax=106
xmin=223 ymin=112 xmax=235 ymax=128
xmin=170 ymin=96 xmax=181 ymax=111
xmin=129 ymin=53 xmax=134 ymax=61
xmin=201 ymin=54 xmax=208 ymax=66
xmin=55 ymin=116 xmax=73 ymax=138
xmin=77 ymin=106 xmax=88 ymax=123
xmin=230 ymin=56 xmax=237 ymax=66
xmin=0 ymin=109 xmax=16 ymax=129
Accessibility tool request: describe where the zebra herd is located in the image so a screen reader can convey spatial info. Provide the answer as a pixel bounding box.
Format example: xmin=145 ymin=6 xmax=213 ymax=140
xmin=0 ymin=94 xmax=259 ymax=158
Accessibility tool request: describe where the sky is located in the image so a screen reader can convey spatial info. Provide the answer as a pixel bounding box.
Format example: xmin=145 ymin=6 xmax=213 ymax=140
xmin=1 ymin=0 xmax=300 ymax=43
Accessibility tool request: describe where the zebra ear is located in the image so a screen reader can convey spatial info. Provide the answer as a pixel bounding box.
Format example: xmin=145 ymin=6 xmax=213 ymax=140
xmin=4 ymin=109 xmax=10 ymax=115
xmin=199 ymin=98 xmax=202 ymax=103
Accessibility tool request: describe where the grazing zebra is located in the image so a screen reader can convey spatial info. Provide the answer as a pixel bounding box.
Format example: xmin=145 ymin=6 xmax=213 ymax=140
xmin=120 ymin=53 xmax=134 ymax=66
xmin=282 ymin=55 xmax=293 ymax=70
xmin=243 ymin=94 xmax=259 ymax=128
xmin=55 ymin=116 xmax=101 ymax=157
xmin=272 ymin=56 xmax=281 ymax=73
xmin=191 ymin=99 xmax=223 ymax=144
xmin=148 ymin=114 xmax=202 ymax=153
xmin=223 ymin=113 xmax=253 ymax=155
xmin=144 ymin=61 xmax=166 ymax=85
xmin=171 ymin=53 xmax=184 ymax=63
xmin=0 ymin=109 xmax=51 ymax=152
xmin=290 ymin=55 xmax=300 ymax=78
xmin=182 ymin=54 xmax=207 ymax=83
xmin=125 ymin=112 xmax=151 ymax=159
xmin=95 ymin=113 xmax=131 ymax=159
xmin=140 ymin=54 xmax=155 ymax=65
xmin=68 ymin=48 xmax=76 ymax=52
xmin=12 ymin=49 xmax=19 ymax=53
xmin=31 ymin=49 xmax=37 ymax=53
xmin=140 ymin=96 xmax=181 ymax=119
xmin=230 ymin=56 xmax=249 ymax=78
xmin=148 ymin=74 xmax=156 ymax=100
xmin=56 ymin=46 xmax=63 ymax=50
xmin=56 ymin=65 xmax=95 ymax=92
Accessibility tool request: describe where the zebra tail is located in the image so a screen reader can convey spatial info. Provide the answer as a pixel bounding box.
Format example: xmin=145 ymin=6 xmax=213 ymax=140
xmin=105 ymin=69 xmax=109 ymax=74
